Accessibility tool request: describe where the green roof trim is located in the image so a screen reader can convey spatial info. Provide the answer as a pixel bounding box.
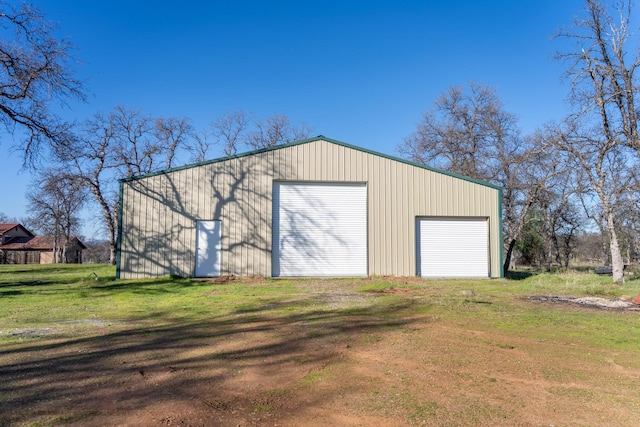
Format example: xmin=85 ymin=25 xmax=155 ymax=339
xmin=119 ymin=135 xmax=502 ymax=191
xmin=498 ymin=186 xmax=504 ymax=278
xmin=115 ymin=180 xmax=124 ymax=279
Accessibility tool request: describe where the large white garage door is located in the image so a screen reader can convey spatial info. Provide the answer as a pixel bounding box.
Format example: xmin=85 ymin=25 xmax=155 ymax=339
xmin=273 ymin=183 xmax=367 ymax=277
xmin=417 ymin=217 xmax=489 ymax=278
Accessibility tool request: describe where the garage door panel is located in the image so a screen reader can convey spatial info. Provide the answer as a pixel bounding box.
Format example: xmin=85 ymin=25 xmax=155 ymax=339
xmin=273 ymin=183 xmax=367 ymax=277
xmin=417 ymin=218 xmax=488 ymax=278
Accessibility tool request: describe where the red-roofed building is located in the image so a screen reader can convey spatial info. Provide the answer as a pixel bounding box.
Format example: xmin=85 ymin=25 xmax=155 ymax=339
xmin=0 ymin=223 xmax=34 ymax=245
xmin=0 ymin=224 xmax=85 ymax=264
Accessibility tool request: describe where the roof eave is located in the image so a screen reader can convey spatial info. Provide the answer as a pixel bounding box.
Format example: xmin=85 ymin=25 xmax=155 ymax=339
xmin=119 ymin=135 xmax=502 ymax=191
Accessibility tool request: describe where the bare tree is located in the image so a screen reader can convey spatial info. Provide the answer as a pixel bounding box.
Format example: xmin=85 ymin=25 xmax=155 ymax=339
xmin=154 ymin=117 xmax=193 ymax=170
xmin=82 ymin=239 xmax=111 ymax=264
xmin=211 ymin=110 xmax=251 ymax=156
xmin=0 ymin=1 xmax=83 ymax=165
xmin=548 ymin=121 xmax=632 ymax=282
xmin=399 ymin=83 xmax=558 ymax=274
xmin=0 ymin=212 xmax=16 ymax=223
xmin=616 ymin=203 xmax=640 ymax=264
xmin=59 ymin=106 xmax=193 ymax=264
xmin=104 ymin=107 xmax=194 ymax=178
xmin=553 ymin=0 xmax=640 ymax=282
xmin=187 ymin=111 xmax=314 ymax=162
xmin=26 ymin=169 xmax=87 ymax=262
xmin=501 ymin=141 xmax=566 ymax=273
xmin=59 ymin=106 xmax=310 ymax=264
xmin=206 ymin=111 xmax=313 ymax=158
xmin=62 ymin=114 xmax=118 ymax=264
xmin=538 ymin=184 xmax=584 ymax=269
xmin=575 ymin=180 xmax=611 ymax=264
xmin=187 ymin=130 xmax=214 ymax=163
xmin=399 ymin=83 xmax=517 ymax=181
xmin=245 ymin=115 xmax=312 ymax=150
xmin=109 ymin=106 xmax=160 ymax=178
xmin=574 ymin=231 xmax=608 ymax=263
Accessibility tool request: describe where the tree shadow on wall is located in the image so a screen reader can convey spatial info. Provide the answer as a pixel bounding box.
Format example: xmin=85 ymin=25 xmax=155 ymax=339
xmin=119 ymin=150 xmax=357 ymax=278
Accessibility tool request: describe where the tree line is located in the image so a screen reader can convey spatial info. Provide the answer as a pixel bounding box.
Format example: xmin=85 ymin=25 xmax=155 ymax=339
xmin=1 ymin=0 xmax=638 ymax=282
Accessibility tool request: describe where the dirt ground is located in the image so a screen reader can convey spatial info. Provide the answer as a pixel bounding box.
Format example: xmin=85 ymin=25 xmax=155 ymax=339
xmin=2 ymin=280 xmax=640 ymax=426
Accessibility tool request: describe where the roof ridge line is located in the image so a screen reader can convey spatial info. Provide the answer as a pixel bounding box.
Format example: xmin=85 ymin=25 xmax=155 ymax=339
xmin=119 ymin=136 xmax=501 ymax=190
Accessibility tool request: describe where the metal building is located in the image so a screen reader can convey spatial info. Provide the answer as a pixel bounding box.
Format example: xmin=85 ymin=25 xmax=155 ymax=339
xmin=117 ymin=136 xmax=502 ymax=279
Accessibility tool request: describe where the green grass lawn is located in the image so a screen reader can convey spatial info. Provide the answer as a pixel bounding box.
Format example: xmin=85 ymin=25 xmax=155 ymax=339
xmin=1 ymin=264 xmax=638 ymax=348
xmin=1 ymin=264 xmax=639 ymax=426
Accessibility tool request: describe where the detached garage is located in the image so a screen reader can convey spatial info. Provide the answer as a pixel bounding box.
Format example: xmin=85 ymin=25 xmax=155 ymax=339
xmin=117 ymin=136 xmax=502 ymax=279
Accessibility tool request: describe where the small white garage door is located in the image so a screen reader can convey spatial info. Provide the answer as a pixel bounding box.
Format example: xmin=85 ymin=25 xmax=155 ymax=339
xmin=417 ymin=217 xmax=489 ymax=278
xmin=273 ymin=182 xmax=367 ymax=277
xmin=195 ymin=220 xmax=221 ymax=277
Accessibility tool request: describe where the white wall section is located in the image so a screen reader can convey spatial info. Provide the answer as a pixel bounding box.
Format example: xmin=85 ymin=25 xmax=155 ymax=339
xmin=195 ymin=220 xmax=221 ymax=277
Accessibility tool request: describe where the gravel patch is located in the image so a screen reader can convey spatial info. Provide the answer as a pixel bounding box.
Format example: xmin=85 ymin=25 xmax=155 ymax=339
xmin=571 ymin=297 xmax=633 ymax=309
xmin=2 ymin=328 xmax=55 ymax=338
xmin=58 ymin=319 xmax=108 ymax=327
xmin=1 ymin=319 xmax=115 ymax=339
xmin=310 ymin=292 xmax=371 ymax=309
xmin=527 ymin=295 xmax=638 ymax=310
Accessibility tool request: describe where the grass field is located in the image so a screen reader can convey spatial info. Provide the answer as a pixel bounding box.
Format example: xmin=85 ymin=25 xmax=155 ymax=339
xmin=1 ymin=264 xmax=639 ymax=426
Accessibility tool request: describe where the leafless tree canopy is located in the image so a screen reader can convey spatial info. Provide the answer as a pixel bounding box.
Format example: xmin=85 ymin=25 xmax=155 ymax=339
xmin=556 ymin=0 xmax=640 ymax=151
xmin=13 ymin=0 xmax=640 ymax=276
xmin=58 ymin=106 xmax=194 ymax=264
xmin=210 ymin=110 xmax=251 ymax=157
xmin=551 ymin=0 xmax=640 ymax=282
xmin=53 ymin=105 xmax=311 ymax=264
xmin=399 ymin=83 xmax=568 ymax=274
xmin=0 ymin=211 xmax=16 ymax=223
xmin=399 ymin=83 xmax=521 ymax=182
xmin=206 ymin=111 xmax=313 ymax=159
xmin=0 ymin=1 xmax=83 ymax=165
xmin=398 ymin=2 xmax=640 ymax=278
xmin=26 ymin=169 xmax=87 ymax=262
xmin=244 ymin=115 xmax=313 ymax=150
xmin=188 ymin=111 xmax=312 ymax=162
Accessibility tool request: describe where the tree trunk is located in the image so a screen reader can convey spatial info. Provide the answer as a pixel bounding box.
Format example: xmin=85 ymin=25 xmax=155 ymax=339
xmin=88 ymin=181 xmax=117 ymax=265
xmin=606 ymin=211 xmax=625 ymax=284
xmin=503 ymin=238 xmax=517 ymax=276
xmin=53 ymin=234 xmax=58 ymax=264
xmin=109 ymin=243 xmax=116 ymax=266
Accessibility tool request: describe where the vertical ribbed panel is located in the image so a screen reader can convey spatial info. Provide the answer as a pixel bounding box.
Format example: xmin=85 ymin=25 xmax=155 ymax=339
xmin=273 ymin=183 xmax=367 ymax=277
xmin=119 ymin=138 xmax=502 ymax=279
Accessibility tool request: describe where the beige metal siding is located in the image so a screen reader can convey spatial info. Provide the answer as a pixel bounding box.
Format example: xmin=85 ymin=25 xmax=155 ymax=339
xmin=119 ymin=139 xmax=502 ymax=279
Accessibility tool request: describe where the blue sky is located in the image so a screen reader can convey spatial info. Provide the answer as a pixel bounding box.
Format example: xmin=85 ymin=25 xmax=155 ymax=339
xmin=1 ymin=0 xmax=585 ymax=238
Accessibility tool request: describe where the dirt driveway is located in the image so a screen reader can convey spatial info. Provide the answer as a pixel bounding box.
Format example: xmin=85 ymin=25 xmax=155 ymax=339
xmin=2 ymin=279 xmax=639 ymax=426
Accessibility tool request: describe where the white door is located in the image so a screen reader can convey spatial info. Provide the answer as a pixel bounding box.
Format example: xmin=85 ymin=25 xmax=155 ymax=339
xmin=273 ymin=183 xmax=367 ymax=277
xmin=195 ymin=220 xmax=221 ymax=277
xmin=417 ymin=217 xmax=488 ymax=278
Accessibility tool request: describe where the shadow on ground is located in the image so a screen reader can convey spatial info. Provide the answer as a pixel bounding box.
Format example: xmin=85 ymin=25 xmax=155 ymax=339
xmin=505 ymin=270 xmax=534 ymax=280
xmin=0 ymin=292 xmax=418 ymax=425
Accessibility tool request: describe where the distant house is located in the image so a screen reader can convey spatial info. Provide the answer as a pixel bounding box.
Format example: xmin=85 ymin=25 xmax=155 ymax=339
xmin=0 ymin=223 xmax=85 ymax=264
xmin=0 ymin=223 xmax=34 ymax=244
